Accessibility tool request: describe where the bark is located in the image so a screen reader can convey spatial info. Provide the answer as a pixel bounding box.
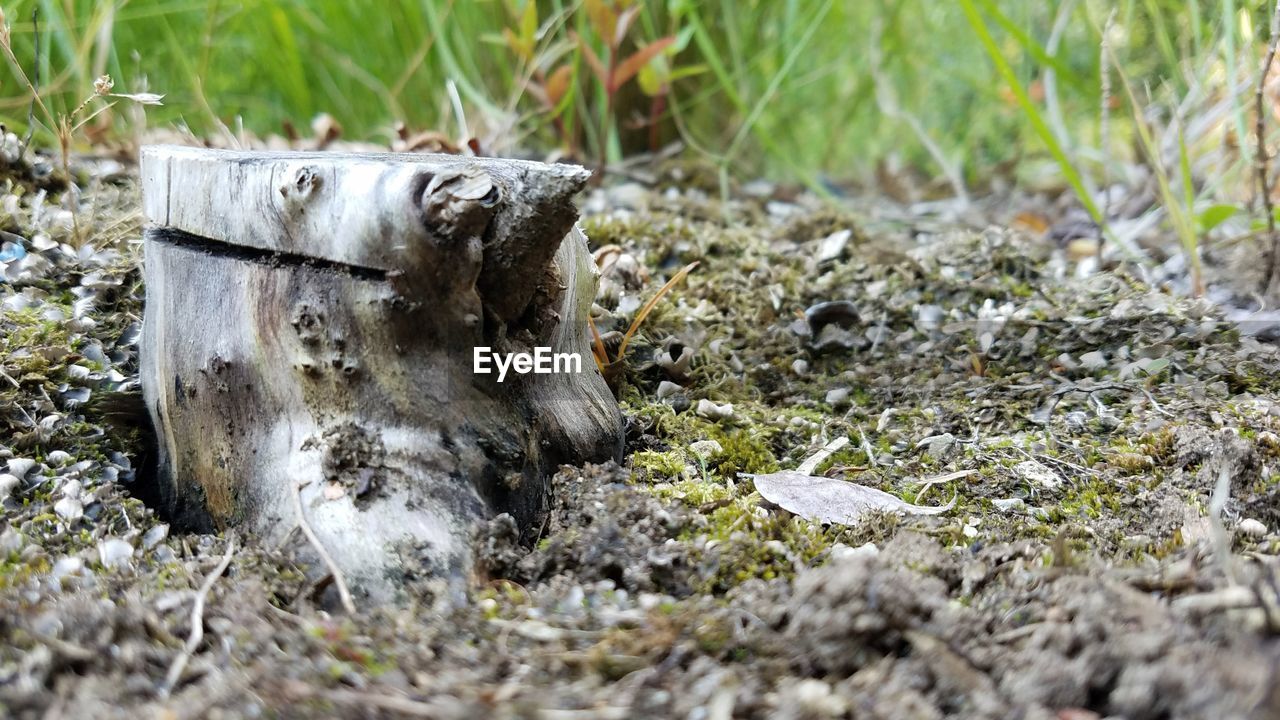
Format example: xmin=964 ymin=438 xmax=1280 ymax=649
xmin=139 ymin=146 xmax=621 ymax=604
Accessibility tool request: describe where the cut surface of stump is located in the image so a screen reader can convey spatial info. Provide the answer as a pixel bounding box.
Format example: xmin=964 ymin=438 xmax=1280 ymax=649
xmin=139 ymin=146 xmax=622 ymax=603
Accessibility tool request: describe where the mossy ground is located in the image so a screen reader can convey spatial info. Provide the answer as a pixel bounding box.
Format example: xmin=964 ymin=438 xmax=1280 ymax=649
xmin=1 ymin=160 xmax=1278 ymax=718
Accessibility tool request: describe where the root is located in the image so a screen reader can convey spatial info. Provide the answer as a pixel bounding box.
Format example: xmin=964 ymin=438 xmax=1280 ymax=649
xmin=292 ymin=480 xmax=357 ymax=614
xmin=797 ymin=436 xmax=850 ymax=476
xmin=159 ymin=533 xmax=237 ymax=698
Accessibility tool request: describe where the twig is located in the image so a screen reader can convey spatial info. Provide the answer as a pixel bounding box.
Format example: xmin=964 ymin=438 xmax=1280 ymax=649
xmin=1099 ymin=9 xmax=1116 ymax=257
xmin=32 ymin=632 xmax=95 ymax=663
xmin=1137 ymin=386 xmax=1175 ymax=418
xmin=275 ymin=680 xmax=449 ymax=718
xmin=797 ymin=436 xmax=850 ymax=475
xmin=858 ymin=426 xmax=878 ymax=468
xmin=159 ymin=534 xmax=237 ymax=698
xmin=1208 ymin=463 xmax=1240 ymax=586
xmin=913 ymin=469 xmax=977 ymax=505
xmin=1259 ymin=0 xmax=1280 ymax=295
xmin=19 ymin=9 xmax=37 ymax=160
xmin=292 ymin=480 xmax=356 ymax=614
xmin=1173 ymin=585 xmax=1259 ymax=614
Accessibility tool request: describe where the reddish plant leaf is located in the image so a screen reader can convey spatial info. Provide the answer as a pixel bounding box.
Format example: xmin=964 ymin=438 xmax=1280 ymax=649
xmin=610 ymin=36 xmax=675 ymax=93
xmin=545 ymin=65 xmax=573 ymax=107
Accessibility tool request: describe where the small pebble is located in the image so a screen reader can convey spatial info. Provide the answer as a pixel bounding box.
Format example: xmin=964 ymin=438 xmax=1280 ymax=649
xmin=0 ymin=528 xmax=27 ymax=554
xmin=142 ymin=523 xmax=170 ymax=549
xmin=656 ymin=381 xmax=682 ymax=399
xmin=54 ymin=496 xmax=83 ymax=522
xmin=816 ymin=229 xmax=852 ymax=264
xmin=810 ymin=325 xmax=860 ymax=353
xmin=0 ymin=473 xmax=19 ymax=500
xmin=7 ymin=458 xmax=36 ymax=478
xmin=98 ymin=538 xmax=134 ymax=569
xmin=792 ymin=678 xmax=848 ymax=716
xmin=51 ymin=556 xmax=84 ymax=582
xmin=657 ymin=343 xmax=694 ymax=381
xmin=830 ymin=542 xmax=879 ymax=561
xmin=804 ymin=300 xmax=860 ymax=336
xmin=1237 ymin=518 xmax=1268 ymax=538
xmin=45 ymin=450 xmax=72 ymax=466
xmin=1122 ymin=534 xmax=1152 ymax=550
xmin=992 ymin=498 xmax=1025 ymax=513
xmin=688 ymin=440 xmax=723 ymax=459
xmin=1014 ymin=459 xmax=1061 ymax=489
xmin=1064 ymin=411 xmax=1089 ymax=432
xmin=695 ymin=399 xmax=734 ymax=421
xmin=824 ymin=387 xmax=850 ymax=407
xmin=1079 ymin=351 xmax=1107 ymax=371
xmin=666 ymin=394 xmax=691 ymax=413
xmin=920 ymin=433 xmax=955 ymax=459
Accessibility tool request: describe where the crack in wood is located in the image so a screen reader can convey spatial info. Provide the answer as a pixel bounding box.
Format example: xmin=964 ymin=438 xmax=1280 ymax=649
xmin=147 ymin=226 xmax=389 ymax=281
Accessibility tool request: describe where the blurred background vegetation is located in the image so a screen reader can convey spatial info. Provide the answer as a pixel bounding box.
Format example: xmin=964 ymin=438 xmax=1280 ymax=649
xmin=0 ymin=0 xmax=1277 ymax=207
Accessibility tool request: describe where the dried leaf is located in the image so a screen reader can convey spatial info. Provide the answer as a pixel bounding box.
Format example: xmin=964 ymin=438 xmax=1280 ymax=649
xmin=752 ymin=470 xmax=954 ymax=524
xmin=616 ymin=260 xmax=698 ymax=360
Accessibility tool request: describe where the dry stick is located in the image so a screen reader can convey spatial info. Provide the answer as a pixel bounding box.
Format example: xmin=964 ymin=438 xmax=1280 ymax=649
xmin=159 ymin=534 xmax=237 ymax=699
xmin=796 ymin=436 xmax=850 ymax=476
xmin=277 ymin=680 xmax=445 ymax=718
xmin=913 ymin=469 xmax=978 ymax=506
xmin=1258 ymin=0 xmax=1280 ymax=295
xmin=292 ymin=480 xmax=357 ymax=614
xmin=1099 ymin=9 xmax=1116 ymax=258
xmin=1208 ymin=464 xmax=1240 ymax=587
xmin=19 ymin=8 xmax=37 ymax=160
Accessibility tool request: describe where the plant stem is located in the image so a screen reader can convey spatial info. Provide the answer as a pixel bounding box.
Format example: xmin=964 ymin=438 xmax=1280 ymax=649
xmin=598 ymin=44 xmax=616 ymax=175
xmin=1260 ymin=0 xmax=1280 ymax=295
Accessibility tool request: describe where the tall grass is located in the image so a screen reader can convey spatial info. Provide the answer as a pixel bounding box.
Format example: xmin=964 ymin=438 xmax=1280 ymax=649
xmin=0 ymin=0 xmax=1274 ymax=201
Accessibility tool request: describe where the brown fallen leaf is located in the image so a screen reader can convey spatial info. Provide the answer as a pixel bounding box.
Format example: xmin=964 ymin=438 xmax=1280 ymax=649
xmin=751 ymin=470 xmax=955 ymax=524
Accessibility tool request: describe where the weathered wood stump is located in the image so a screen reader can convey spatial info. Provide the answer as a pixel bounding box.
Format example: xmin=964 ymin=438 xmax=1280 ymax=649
xmin=139 ymin=146 xmax=622 ymax=603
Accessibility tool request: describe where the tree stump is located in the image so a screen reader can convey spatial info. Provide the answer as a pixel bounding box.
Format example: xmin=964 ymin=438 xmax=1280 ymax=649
xmin=139 ymin=146 xmax=622 ymax=603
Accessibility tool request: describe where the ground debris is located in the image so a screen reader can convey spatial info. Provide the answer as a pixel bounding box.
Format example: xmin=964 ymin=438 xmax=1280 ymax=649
xmin=3 ymin=165 xmax=1280 ymax=718
xmin=752 ymin=470 xmax=954 ymax=522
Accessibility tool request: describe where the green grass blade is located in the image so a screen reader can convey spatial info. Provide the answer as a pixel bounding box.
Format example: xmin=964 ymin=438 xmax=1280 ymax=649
xmin=973 ymin=0 xmax=1091 ymax=95
xmin=959 ymin=0 xmax=1103 ymax=224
